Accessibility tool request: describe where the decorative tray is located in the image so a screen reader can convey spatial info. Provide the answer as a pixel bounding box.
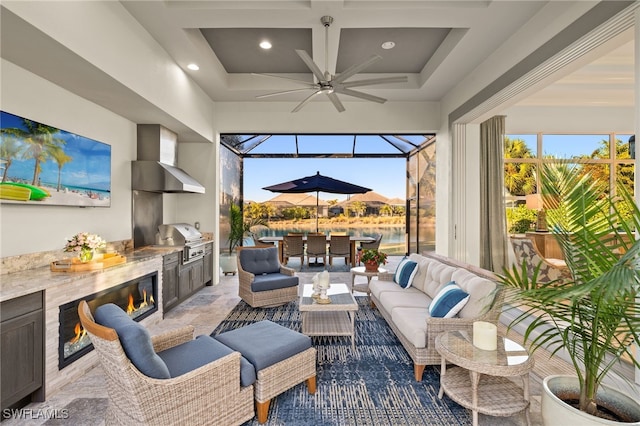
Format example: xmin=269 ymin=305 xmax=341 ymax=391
xmin=50 ymin=252 xmax=127 ymax=272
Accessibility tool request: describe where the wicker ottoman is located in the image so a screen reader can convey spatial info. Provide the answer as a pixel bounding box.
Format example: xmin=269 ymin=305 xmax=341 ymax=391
xmin=215 ymin=320 xmax=317 ymax=424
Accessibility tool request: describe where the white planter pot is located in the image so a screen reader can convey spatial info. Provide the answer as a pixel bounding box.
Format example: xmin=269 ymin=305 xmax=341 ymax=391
xmin=219 ymin=253 xmax=237 ymax=275
xmin=542 ymin=375 xmax=640 ymax=426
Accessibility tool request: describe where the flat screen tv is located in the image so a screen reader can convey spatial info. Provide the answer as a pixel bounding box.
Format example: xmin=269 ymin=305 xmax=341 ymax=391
xmin=0 ymin=111 xmax=111 ymax=207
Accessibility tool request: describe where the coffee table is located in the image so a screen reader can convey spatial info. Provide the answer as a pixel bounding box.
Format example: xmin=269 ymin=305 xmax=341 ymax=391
xmin=435 ymin=330 xmax=534 ymax=426
xmin=299 ymin=284 xmax=358 ymax=350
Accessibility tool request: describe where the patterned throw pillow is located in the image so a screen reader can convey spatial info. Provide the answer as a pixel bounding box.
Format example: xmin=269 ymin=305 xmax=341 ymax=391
xmin=428 ymin=281 xmax=470 ymax=318
xmin=393 ymin=258 xmax=419 ymax=289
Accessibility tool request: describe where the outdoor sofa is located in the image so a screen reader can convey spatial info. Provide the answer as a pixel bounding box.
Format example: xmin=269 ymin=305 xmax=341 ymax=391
xmin=370 ymin=252 xmax=503 ymax=381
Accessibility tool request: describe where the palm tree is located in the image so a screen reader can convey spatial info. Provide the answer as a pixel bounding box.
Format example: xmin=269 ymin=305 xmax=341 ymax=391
xmin=0 ymin=135 xmax=23 ymax=182
xmin=49 ymin=148 xmax=72 ymax=191
xmin=500 ymin=163 xmax=640 ymax=418
xmin=1 ymin=119 xmax=65 ymax=185
xmin=504 ymin=137 xmax=536 ymax=196
xmin=346 ymin=201 xmax=365 ymax=217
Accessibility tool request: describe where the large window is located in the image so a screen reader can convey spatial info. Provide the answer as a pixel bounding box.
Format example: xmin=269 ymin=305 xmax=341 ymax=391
xmin=504 ymin=133 xmax=634 ymax=232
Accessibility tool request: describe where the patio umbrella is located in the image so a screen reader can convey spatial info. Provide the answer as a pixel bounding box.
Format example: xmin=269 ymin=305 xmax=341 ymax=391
xmin=263 ymin=171 xmax=371 ymax=232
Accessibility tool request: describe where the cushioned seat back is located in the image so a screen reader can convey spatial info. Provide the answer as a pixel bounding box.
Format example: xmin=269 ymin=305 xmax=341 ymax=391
xmin=423 ymin=261 xmax=457 ymax=299
xmin=407 ymin=254 xmax=431 ymax=293
xmin=451 ymin=269 xmax=498 ymax=319
xmin=94 ymin=303 xmax=170 ymax=379
xmin=239 ymin=247 xmax=281 ymax=275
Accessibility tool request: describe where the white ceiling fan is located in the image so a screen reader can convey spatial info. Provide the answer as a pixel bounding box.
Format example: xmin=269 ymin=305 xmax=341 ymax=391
xmin=254 ymin=16 xmax=408 ymax=113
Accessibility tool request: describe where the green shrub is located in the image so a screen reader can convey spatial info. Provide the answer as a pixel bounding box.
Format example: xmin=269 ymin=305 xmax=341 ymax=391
xmin=506 ymin=205 xmax=537 ymax=233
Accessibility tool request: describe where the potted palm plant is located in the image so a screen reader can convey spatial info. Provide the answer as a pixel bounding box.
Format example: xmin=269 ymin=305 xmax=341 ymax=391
xmin=500 ymin=163 xmax=640 ymax=425
xmin=220 ymin=202 xmax=268 ymax=275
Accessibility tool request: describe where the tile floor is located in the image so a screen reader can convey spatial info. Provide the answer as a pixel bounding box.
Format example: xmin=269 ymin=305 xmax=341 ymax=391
xmin=5 ymin=256 xmax=550 ymax=425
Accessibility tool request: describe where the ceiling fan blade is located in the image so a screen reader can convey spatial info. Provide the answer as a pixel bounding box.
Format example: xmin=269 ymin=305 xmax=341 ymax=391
xmin=327 ymin=92 xmax=345 ymax=113
xmin=292 ymin=90 xmax=322 ymax=113
xmin=334 ymin=87 xmax=387 ymax=104
xmin=332 ymin=54 xmax=382 ymax=84
xmin=341 ymin=76 xmax=408 ymax=88
xmin=295 ymin=50 xmax=326 ymax=83
xmin=256 ymin=88 xmax=317 ymax=99
xmin=252 ymin=73 xmax=316 ymax=87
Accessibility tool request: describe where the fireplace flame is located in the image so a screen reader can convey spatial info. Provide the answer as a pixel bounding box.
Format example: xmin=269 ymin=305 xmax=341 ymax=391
xmin=126 ymin=293 xmax=136 ymax=315
xmin=69 ymin=322 xmax=86 ymax=345
xmin=139 ymin=289 xmax=148 ymax=309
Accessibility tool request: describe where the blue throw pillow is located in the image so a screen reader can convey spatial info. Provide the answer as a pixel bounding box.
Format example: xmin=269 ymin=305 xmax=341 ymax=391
xmin=393 ymin=258 xmax=418 ymax=289
xmin=94 ymin=303 xmax=170 ymax=379
xmin=428 ymin=281 xmax=470 ymax=318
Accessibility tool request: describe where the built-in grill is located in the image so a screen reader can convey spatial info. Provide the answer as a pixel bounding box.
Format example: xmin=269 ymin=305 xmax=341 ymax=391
xmin=157 ymin=223 xmax=206 ymax=264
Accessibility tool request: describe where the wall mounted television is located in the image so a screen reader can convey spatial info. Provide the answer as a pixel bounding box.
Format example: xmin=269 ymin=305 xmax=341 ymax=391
xmin=0 ymin=111 xmax=111 ymax=207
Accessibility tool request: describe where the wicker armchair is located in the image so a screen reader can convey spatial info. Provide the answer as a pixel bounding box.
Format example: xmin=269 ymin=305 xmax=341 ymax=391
xmin=282 ymin=234 xmax=304 ymax=265
xmin=510 ymin=236 xmax=571 ymax=284
xmin=237 ymin=246 xmax=299 ymax=308
xmin=77 ymin=301 xmax=254 ymax=426
xmin=329 ymin=235 xmax=351 ymax=269
xmin=306 ymin=234 xmax=327 ymax=267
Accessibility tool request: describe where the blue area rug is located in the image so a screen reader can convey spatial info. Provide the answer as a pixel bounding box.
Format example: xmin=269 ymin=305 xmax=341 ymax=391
xmin=211 ymin=297 xmax=471 ymax=425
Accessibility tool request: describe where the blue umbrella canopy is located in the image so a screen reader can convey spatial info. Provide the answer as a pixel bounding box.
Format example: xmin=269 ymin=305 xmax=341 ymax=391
xmin=263 ymin=171 xmax=371 ymax=231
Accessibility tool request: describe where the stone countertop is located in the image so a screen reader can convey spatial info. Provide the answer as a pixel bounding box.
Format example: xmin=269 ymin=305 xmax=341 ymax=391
xmin=0 ymin=245 xmax=184 ymax=303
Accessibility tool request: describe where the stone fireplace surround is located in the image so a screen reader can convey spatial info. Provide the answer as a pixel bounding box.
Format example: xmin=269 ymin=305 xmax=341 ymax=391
xmin=45 ymin=257 xmax=164 ymax=397
xmin=1 ymin=241 xmax=170 ymax=399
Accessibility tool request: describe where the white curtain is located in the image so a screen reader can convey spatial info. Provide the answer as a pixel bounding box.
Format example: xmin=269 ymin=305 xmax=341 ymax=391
xmin=479 ymin=116 xmax=508 ymax=272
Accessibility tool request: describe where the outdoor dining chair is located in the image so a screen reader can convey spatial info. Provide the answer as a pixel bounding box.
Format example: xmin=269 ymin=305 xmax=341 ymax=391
xmin=328 ymin=235 xmax=351 ymax=269
xmin=283 ymin=234 xmax=304 ymax=266
xmin=306 ymin=234 xmax=327 ymax=267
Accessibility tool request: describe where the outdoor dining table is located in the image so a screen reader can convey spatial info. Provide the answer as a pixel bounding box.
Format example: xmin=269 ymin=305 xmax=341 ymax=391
xmin=257 ymin=235 xmax=375 ymax=266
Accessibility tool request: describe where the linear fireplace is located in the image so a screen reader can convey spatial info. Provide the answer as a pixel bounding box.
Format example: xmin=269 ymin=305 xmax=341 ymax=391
xmin=58 ymin=271 xmax=158 ymax=369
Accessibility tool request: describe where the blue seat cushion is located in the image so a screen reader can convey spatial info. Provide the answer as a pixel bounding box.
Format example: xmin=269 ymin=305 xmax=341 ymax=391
xmin=240 ymin=247 xmax=280 ymax=275
xmin=94 ymin=303 xmax=170 ymax=379
xmin=251 ymin=273 xmax=299 ymax=292
xmin=214 ymin=320 xmax=312 ymax=371
xmin=157 ymin=335 xmax=256 ymax=387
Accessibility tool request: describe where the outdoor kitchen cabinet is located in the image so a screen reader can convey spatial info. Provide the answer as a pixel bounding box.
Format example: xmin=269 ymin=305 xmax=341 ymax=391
xmin=203 ymin=242 xmax=213 ymax=285
xmin=178 ymin=258 xmax=204 ymax=300
xmin=1 ymin=291 xmax=44 ymax=411
xmin=162 ymin=252 xmax=180 ymax=312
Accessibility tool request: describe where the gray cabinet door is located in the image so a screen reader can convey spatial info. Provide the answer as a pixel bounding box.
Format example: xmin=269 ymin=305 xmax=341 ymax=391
xmin=162 ymin=253 xmax=180 ymax=312
xmin=1 ymin=293 xmax=43 ymax=410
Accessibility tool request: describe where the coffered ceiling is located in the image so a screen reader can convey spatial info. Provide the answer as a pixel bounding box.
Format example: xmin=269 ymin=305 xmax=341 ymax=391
xmin=0 ymin=0 xmax=634 ymax=134
xmin=120 ymin=0 xmax=634 ymax=107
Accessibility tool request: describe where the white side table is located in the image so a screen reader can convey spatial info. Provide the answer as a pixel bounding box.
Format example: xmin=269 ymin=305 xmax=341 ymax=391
xmin=350 ymin=266 xmax=387 ymax=302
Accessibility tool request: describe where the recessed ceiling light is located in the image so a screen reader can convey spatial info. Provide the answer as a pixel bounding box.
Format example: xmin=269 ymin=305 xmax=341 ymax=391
xmin=260 ymin=40 xmax=272 ymax=50
xmin=381 ymin=41 xmax=395 ymax=50
xmin=187 ymin=63 xmax=200 ymax=71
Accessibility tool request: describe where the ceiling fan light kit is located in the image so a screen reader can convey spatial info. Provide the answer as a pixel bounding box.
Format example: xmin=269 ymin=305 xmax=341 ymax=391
xmin=254 ymin=16 xmax=408 ymax=113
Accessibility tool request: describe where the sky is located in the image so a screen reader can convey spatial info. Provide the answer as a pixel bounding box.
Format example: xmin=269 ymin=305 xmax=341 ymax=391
xmin=244 ymin=157 xmax=406 ymax=203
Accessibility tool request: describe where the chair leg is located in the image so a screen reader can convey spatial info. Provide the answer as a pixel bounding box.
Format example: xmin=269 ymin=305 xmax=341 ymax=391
xmin=307 ymin=375 xmax=317 ymax=394
xmin=256 ymin=399 xmax=271 ymax=424
xmin=414 ymin=364 xmax=426 ymax=381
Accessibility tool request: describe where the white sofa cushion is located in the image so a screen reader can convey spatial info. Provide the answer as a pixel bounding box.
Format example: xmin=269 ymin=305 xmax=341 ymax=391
xmin=451 ymin=269 xmax=498 ymax=319
xmin=391 ymin=307 xmax=429 ymax=348
xmin=423 ymin=261 xmax=457 ymax=299
xmin=407 ymin=254 xmax=431 ymax=293
xmin=369 ymin=279 xmax=405 ymax=301
xmin=378 ymin=288 xmax=431 ymax=312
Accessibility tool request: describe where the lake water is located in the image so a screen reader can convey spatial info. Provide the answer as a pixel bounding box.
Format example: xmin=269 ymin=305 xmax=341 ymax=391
xmin=251 ymin=225 xmax=407 ymax=255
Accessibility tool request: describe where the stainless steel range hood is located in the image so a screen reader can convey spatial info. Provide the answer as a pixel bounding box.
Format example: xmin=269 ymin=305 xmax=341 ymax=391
xmin=131 ymin=124 xmax=205 ymax=193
